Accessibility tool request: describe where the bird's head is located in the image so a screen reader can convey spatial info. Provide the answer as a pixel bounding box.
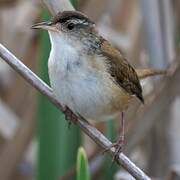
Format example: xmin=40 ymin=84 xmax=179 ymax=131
xmin=32 ymin=11 xmax=96 ymax=45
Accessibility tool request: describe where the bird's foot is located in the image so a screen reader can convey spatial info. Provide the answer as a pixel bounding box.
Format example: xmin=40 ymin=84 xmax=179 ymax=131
xmin=102 ymin=137 xmax=124 ymax=162
xmin=64 ymin=106 xmax=78 ymax=128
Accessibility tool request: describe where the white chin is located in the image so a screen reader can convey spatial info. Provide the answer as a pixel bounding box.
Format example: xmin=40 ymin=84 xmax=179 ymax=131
xmin=48 ymin=31 xmax=65 ymax=45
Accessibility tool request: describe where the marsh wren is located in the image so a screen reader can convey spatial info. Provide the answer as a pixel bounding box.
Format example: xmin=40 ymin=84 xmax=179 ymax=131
xmin=32 ymin=11 xmax=166 ymax=156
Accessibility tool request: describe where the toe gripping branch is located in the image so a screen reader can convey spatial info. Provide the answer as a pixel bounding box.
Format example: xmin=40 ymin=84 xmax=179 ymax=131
xmin=64 ymin=106 xmax=79 ymax=126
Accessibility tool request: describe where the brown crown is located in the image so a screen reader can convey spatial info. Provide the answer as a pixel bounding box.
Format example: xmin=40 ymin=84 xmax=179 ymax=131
xmin=52 ymin=11 xmax=94 ymax=25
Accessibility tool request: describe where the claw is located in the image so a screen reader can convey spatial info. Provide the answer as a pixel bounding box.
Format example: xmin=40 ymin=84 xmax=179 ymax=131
xmin=68 ymin=121 xmax=72 ymax=129
xmin=102 ymin=143 xmax=117 ymax=154
xmin=102 ymin=139 xmax=124 ymax=162
xmin=64 ymin=106 xmax=78 ymax=125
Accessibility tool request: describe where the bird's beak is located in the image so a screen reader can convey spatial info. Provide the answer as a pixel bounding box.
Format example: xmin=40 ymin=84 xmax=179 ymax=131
xmin=31 ymin=21 xmax=58 ymax=32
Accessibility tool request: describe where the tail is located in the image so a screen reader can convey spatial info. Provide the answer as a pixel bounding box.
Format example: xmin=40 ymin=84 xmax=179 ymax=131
xmin=135 ymin=69 xmax=167 ymax=80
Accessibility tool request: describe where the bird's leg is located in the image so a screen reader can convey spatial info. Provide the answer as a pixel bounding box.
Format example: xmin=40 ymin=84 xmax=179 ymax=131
xmin=112 ymin=112 xmax=125 ymax=160
xmin=103 ymin=112 xmax=125 ymax=160
xmin=64 ymin=106 xmax=78 ymax=128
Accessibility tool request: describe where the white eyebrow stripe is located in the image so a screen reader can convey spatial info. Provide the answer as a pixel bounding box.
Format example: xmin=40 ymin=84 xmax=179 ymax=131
xmin=67 ymin=19 xmax=89 ymax=25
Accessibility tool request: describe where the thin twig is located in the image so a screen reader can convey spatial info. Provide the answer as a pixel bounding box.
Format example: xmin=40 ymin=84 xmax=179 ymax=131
xmin=0 ymin=44 xmax=150 ymax=180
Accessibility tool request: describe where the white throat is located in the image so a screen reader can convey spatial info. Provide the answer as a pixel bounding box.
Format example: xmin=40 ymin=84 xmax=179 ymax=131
xmin=48 ymin=31 xmax=81 ymax=71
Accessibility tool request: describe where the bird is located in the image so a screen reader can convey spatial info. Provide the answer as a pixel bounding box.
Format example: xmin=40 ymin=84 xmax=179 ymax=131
xmin=32 ymin=10 xmax=166 ymax=158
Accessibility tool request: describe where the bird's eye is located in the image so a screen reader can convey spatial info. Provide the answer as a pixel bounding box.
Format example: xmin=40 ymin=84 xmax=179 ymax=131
xmin=67 ymin=23 xmax=75 ymax=30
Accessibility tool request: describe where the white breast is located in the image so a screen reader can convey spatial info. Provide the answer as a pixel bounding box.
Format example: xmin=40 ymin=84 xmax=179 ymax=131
xmin=48 ymin=32 xmax=129 ymax=121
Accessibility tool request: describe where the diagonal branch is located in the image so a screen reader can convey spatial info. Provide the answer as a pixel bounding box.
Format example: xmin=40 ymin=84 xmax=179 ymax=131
xmin=0 ymin=44 xmax=150 ymax=180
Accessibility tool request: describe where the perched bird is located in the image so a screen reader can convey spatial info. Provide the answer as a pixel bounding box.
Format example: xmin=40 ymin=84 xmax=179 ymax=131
xmin=32 ymin=11 xmax=166 ymax=157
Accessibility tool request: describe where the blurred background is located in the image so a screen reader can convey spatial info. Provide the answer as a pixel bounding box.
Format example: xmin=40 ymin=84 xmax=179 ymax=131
xmin=0 ymin=0 xmax=179 ymax=179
